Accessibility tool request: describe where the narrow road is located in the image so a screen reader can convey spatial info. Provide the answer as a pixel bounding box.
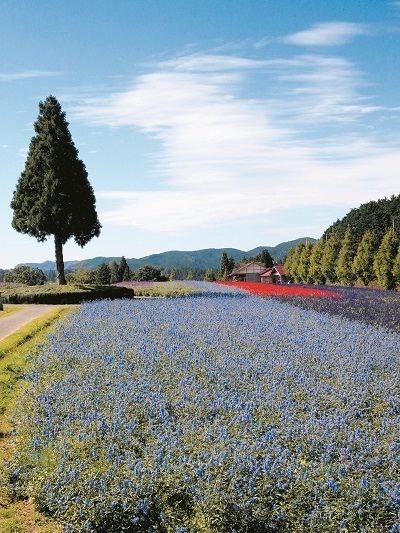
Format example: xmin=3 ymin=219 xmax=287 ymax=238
xmin=0 ymin=305 xmax=60 ymax=341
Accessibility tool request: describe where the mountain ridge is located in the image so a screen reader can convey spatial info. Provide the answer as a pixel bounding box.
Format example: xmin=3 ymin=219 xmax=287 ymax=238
xmin=14 ymin=238 xmax=315 ymax=272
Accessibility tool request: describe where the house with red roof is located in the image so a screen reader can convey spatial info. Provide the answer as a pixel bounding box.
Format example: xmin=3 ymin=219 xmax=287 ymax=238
xmin=228 ymin=262 xmax=286 ymax=283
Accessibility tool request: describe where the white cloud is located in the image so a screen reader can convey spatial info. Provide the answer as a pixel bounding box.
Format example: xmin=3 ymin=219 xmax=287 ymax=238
xmin=72 ymin=48 xmax=400 ymax=234
xmin=283 ymin=22 xmax=369 ymax=47
xmin=0 ymin=70 xmax=61 ymax=81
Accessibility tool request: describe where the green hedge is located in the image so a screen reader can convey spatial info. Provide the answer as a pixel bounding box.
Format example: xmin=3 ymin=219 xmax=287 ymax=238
xmin=0 ymin=285 xmax=134 ymax=304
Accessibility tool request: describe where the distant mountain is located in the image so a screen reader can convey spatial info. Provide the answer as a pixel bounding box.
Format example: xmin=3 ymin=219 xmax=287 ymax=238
xmin=15 ymin=238 xmax=315 ymax=272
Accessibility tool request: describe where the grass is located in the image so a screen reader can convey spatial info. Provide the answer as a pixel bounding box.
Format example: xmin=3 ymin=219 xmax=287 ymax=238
xmin=0 ymin=306 xmax=75 ymax=532
xmin=116 ymin=281 xmax=202 ymax=297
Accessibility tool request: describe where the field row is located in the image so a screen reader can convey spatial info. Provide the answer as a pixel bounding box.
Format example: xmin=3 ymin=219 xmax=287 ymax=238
xmin=7 ymin=294 xmax=400 ymax=532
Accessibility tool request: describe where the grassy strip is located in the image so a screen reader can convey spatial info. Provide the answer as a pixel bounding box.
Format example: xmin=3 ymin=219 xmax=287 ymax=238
xmin=123 ymin=281 xmax=201 ymax=298
xmin=0 ymin=305 xmax=28 ymax=320
xmin=0 ymin=307 xmax=75 ymax=532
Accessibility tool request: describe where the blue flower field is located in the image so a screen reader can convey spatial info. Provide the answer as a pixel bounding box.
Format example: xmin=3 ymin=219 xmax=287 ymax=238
xmin=7 ymin=289 xmax=400 ymax=532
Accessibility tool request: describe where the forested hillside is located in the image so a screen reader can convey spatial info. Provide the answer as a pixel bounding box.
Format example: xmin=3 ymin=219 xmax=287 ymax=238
xmin=286 ymin=194 xmax=400 ymax=290
xmin=323 ymin=194 xmax=400 ymax=244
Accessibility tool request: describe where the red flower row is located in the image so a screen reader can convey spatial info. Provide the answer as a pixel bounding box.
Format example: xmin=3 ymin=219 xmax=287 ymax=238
xmin=216 ymin=281 xmax=343 ymax=299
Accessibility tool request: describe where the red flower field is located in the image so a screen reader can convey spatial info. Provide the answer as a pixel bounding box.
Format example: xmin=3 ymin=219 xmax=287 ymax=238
xmin=216 ymin=281 xmax=343 ymax=299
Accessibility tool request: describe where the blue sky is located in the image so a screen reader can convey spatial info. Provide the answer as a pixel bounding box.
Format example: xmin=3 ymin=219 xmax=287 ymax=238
xmin=1 ymin=0 xmax=400 ymax=268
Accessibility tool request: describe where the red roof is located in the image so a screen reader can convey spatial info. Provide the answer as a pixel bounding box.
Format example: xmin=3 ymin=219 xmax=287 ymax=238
xmin=260 ymin=265 xmax=285 ymax=277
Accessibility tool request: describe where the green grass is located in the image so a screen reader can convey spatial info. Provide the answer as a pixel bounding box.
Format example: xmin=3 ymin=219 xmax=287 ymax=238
xmin=122 ymin=281 xmax=201 ymax=297
xmin=0 ymin=306 xmax=75 ymax=532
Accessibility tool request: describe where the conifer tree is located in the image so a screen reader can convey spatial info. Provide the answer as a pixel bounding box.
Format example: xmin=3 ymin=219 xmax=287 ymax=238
xmin=335 ymin=226 xmax=357 ymax=286
xmin=309 ymin=238 xmax=326 ymax=285
xmin=169 ymin=268 xmax=176 ymax=281
xmin=219 ymin=251 xmax=230 ymax=278
xmin=353 ymin=230 xmax=376 ymax=286
xmin=257 ymin=249 xmax=274 ymax=269
xmin=373 ymin=229 xmax=399 ymax=289
xmin=283 ymin=246 xmax=297 ymax=282
xmin=118 ymin=256 xmax=131 ymax=282
xmin=393 ymin=246 xmax=400 ymax=289
xmin=96 ymin=262 xmax=111 ymax=285
xmin=109 ymin=261 xmax=119 ymax=284
xmin=10 ymin=96 xmax=101 ymax=285
xmin=297 ymin=242 xmax=313 ymax=283
xmin=321 ymin=233 xmax=340 ymax=283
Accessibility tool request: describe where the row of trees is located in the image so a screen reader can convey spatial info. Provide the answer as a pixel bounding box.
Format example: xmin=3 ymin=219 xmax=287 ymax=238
xmin=2 ymin=265 xmax=48 ymax=285
xmin=284 ymin=227 xmax=400 ymax=290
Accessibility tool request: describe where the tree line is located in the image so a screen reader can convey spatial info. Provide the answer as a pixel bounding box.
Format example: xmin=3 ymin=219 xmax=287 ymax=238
xmin=284 ymin=227 xmax=400 ymax=290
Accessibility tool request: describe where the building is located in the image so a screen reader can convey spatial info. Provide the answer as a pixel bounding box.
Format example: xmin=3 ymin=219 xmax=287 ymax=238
xmin=229 ymin=262 xmax=286 ymax=283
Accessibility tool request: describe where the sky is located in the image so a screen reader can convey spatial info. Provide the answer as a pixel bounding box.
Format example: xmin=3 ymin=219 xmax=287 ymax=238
xmin=1 ymin=0 xmax=400 ymax=269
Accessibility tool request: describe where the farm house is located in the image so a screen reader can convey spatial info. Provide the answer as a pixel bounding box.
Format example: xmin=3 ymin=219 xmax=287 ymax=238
xmin=229 ymin=262 xmax=286 ymax=283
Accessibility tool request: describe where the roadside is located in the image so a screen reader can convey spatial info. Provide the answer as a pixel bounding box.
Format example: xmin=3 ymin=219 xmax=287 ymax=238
xmin=0 ymin=305 xmax=65 ymax=341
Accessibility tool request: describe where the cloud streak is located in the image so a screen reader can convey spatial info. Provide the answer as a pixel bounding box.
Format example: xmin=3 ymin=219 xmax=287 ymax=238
xmin=283 ymin=22 xmax=369 ymax=47
xmin=71 ymin=42 xmax=400 ymax=235
xmin=0 ymin=70 xmax=61 ymax=81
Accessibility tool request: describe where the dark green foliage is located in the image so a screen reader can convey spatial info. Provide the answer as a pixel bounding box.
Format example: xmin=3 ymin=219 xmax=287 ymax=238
xmin=109 ymin=261 xmax=120 ymax=284
xmin=133 ymin=264 xmax=163 ymax=281
xmin=96 ymin=262 xmax=111 ymax=285
xmin=10 ymin=95 xmax=101 ymax=284
xmin=323 ymin=194 xmax=400 ymax=246
xmin=3 ymin=265 xmax=47 ymax=285
xmin=219 ymin=251 xmax=230 ymax=279
xmin=1 ymin=285 xmax=134 ymax=304
xmin=254 ymin=249 xmax=274 ymax=268
xmin=118 ymin=256 xmax=132 ymax=282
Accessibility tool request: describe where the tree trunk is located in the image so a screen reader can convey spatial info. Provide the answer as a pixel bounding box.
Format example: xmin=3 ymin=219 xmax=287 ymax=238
xmin=54 ymin=234 xmax=66 ymax=285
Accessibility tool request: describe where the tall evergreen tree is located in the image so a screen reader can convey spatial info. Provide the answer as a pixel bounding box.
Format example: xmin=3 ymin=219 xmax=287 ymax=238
xmin=297 ymin=242 xmax=313 ymax=283
xmin=118 ymin=256 xmax=131 ymax=282
xmin=219 ymin=251 xmax=230 ymax=278
xmin=10 ymin=96 xmax=101 ymax=285
xmin=109 ymin=261 xmax=120 ymax=284
xmin=335 ymin=226 xmax=357 ymax=286
xmin=256 ymin=249 xmax=274 ymax=269
xmin=393 ymin=245 xmax=400 ymax=289
xmin=96 ymin=262 xmax=111 ymax=285
xmin=309 ymin=238 xmax=326 ymax=284
xmin=283 ymin=246 xmax=297 ymax=282
xmin=353 ymin=230 xmax=376 ymax=286
xmin=373 ymin=229 xmax=399 ymax=289
xmin=321 ymin=233 xmax=340 ymax=283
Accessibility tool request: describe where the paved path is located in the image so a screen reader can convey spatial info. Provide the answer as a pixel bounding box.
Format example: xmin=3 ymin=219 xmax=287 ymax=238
xmin=0 ymin=305 xmax=61 ymax=342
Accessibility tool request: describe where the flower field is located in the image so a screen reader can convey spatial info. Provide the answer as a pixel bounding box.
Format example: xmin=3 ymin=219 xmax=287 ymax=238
xmin=7 ymin=292 xmax=400 ymax=532
xmin=214 ymin=281 xmax=400 ymax=334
